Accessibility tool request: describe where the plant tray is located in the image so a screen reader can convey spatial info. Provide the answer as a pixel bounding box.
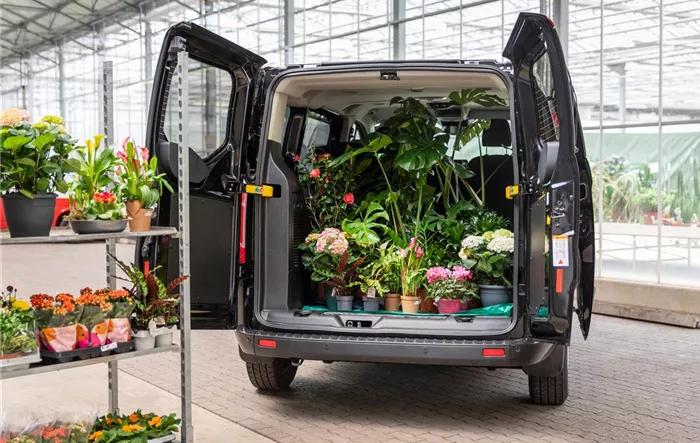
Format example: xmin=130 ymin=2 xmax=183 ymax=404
xmin=0 ymin=351 xmax=42 ymax=372
xmin=41 ymin=340 xmax=136 ymax=363
xmin=300 ymin=303 xmax=549 ymax=318
xmin=148 ymin=434 xmax=177 ymax=443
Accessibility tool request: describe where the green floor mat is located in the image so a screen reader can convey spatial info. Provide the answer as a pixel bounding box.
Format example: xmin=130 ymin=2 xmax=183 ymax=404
xmin=300 ymin=303 xmax=549 ymax=317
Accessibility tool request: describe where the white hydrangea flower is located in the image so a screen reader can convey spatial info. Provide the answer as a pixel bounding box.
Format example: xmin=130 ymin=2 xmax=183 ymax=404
xmin=461 ymin=235 xmax=483 ymax=249
xmin=458 ymin=248 xmax=468 ymax=261
xmin=493 ymin=228 xmax=514 ymax=239
xmin=487 ymin=235 xmax=514 ymax=254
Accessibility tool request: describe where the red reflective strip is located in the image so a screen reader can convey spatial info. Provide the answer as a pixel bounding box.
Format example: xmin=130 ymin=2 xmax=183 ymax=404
xmin=144 ymin=261 xmax=150 ymax=275
xmin=258 ymin=339 xmax=277 ymax=348
xmin=482 ymin=348 xmax=505 ymax=357
xmin=548 ymin=17 xmax=556 ymax=27
xmin=239 ymin=194 xmax=247 ymax=264
xmin=555 ymin=269 xmax=564 ymax=293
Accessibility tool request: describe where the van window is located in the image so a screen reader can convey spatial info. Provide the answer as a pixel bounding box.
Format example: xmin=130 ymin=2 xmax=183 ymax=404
xmin=301 ymin=114 xmax=331 ymax=150
xmin=163 ymin=60 xmax=234 ymax=159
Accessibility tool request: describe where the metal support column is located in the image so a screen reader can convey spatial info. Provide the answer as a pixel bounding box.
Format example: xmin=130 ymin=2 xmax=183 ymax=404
xmin=392 ymin=0 xmax=406 ymax=60
xmin=284 ymin=0 xmax=295 ymax=65
xmin=552 ymin=0 xmax=568 ymax=61
xmin=144 ymin=20 xmax=153 ymax=107
xmin=203 ymin=0 xmax=217 ymax=150
xmin=58 ymin=43 xmax=66 ymax=120
xmin=102 ymin=60 xmax=118 ymax=414
xmin=176 ymin=50 xmax=193 ymax=443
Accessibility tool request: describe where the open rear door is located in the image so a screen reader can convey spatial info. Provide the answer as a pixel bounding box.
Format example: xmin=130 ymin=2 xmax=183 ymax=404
xmin=141 ymin=22 xmax=266 ymax=328
xmin=504 ymin=13 xmax=594 ymax=342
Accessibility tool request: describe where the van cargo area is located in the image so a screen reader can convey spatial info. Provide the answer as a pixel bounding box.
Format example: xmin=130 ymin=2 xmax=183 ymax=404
xmin=252 ymin=66 xmax=526 ymax=337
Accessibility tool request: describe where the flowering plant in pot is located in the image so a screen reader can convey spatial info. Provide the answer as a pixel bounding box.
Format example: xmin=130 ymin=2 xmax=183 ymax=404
xmin=459 ymin=229 xmax=514 ymax=307
xmin=111 ymin=254 xmax=187 ymax=350
xmin=295 ymin=146 xmax=356 ymax=231
xmin=300 ymin=227 xmax=350 ymax=309
xmin=30 ymin=293 xmax=83 ymax=352
xmin=355 ymin=242 xmax=402 ymax=311
xmin=425 ymin=266 xmax=478 ymax=314
xmin=66 ymin=134 xmax=126 ymax=234
xmin=105 ymin=289 xmax=135 ymax=345
xmin=0 ymin=110 xmax=78 ymax=237
xmin=116 ymin=137 xmax=172 ymax=232
xmin=0 ymin=286 xmax=39 ymax=360
xmin=399 ymin=237 xmax=425 ymax=313
xmin=75 ymin=288 xmax=113 ymax=348
xmin=91 ymin=410 xmax=180 ymax=442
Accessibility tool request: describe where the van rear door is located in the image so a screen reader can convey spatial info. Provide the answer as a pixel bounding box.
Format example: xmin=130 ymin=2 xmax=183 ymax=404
xmin=141 ymin=22 xmax=266 ymax=328
xmin=503 ymin=13 xmax=595 ymax=342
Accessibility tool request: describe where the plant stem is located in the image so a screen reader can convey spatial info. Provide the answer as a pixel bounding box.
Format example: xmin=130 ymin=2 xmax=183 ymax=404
xmin=375 ymin=153 xmax=405 ymax=239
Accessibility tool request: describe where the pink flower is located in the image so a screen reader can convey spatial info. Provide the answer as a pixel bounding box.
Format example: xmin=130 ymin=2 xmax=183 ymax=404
xmin=121 ymin=136 xmax=131 ymax=149
xmin=426 ymin=267 xmax=451 ymax=284
xmin=415 ymin=246 xmax=423 ymax=259
xmin=409 ymin=237 xmax=417 ymax=249
xmin=116 ymin=166 xmax=123 ymax=175
xmin=452 ymin=266 xmax=473 ymax=282
xmin=293 ymin=154 xmax=300 ymax=162
xmin=309 ymin=169 xmax=321 ymax=178
xmin=319 ymin=153 xmax=331 ymax=160
xmin=343 ymin=193 xmax=354 ymax=205
xmin=138 ymin=146 xmax=149 ymax=162
xmin=117 ymin=151 xmax=127 ymax=161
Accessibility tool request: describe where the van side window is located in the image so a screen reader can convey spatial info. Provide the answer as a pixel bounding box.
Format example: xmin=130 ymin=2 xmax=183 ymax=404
xmin=163 ymin=60 xmax=234 ymax=159
xmin=301 ymin=113 xmax=331 ymax=153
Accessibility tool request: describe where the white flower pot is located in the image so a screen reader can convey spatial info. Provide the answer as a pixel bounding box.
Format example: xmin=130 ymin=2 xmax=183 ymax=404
xmin=132 ymin=330 xmax=156 ymax=351
xmin=155 ymin=325 xmax=177 ymax=348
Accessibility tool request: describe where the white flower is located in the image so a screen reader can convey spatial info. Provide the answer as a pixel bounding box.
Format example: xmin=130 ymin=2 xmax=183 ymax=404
xmin=458 ymin=248 xmax=468 ymax=261
xmin=487 ymin=235 xmax=514 ymax=254
xmin=544 ymin=238 xmax=550 ymax=255
xmin=493 ymin=229 xmax=514 ymax=238
xmin=461 ymin=235 xmax=483 ymax=249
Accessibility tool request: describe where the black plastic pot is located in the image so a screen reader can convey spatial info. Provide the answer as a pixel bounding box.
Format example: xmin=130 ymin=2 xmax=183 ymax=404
xmin=2 ymin=193 xmax=56 ymax=237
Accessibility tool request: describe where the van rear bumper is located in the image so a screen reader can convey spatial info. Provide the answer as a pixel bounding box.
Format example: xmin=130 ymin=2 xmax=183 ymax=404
xmin=235 ymin=327 xmax=563 ymax=369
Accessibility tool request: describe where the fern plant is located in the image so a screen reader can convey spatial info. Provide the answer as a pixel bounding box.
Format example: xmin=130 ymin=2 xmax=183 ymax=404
xmin=110 ymin=254 xmax=189 ymax=329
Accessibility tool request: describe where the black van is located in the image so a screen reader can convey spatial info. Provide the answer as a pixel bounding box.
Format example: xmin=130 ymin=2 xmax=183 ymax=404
xmin=143 ymin=12 xmax=595 ymax=406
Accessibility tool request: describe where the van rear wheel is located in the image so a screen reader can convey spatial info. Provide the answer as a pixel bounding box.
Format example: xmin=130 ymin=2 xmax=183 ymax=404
xmin=528 ymin=351 xmax=568 ymax=405
xmin=246 ymin=359 xmax=297 ymax=391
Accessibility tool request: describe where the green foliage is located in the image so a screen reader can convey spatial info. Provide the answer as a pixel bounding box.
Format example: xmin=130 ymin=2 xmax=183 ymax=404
xmin=342 ymin=202 xmax=389 ymax=246
xmin=0 ymin=286 xmax=38 ymax=356
xmin=92 ymin=410 xmax=180 ymax=443
xmin=68 ymin=134 xmax=121 ymax=213
xmin=0 ymin=118 xmax=77 ymax=197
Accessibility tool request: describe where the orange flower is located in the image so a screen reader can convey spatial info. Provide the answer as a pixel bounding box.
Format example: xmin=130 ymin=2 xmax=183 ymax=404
xmin=122 ymin=424 xmax=142 ymax=433
xmin=117 ymin=418 xmax=123 ymax=424
xmin=147 ymin=416 xmax=163 ymax=428
xmin=128 ymin=412 xmax=140 ymax=423
xmin=105 ymin=416 xmax=114 ymax=425
xmin=89 ymin=430 xmax=103 ymax=441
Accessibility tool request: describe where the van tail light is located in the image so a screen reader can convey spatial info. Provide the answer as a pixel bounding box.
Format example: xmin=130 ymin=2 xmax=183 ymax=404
xmin=482 ymin=348 xmax=506 ymax=357
xmin=258 ymin=339 xmax=277 ymax=348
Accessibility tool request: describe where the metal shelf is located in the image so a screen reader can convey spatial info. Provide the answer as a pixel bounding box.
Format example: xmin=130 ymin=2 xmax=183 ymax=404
xmin=0 ymin=345 xmax=178 ymax=380
xmin=0 ymin=226 xmax=179 ymax=245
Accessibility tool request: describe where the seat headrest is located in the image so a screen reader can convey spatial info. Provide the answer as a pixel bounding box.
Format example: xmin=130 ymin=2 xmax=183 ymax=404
xmin=482 ymin=119 xmax=511 ymax=147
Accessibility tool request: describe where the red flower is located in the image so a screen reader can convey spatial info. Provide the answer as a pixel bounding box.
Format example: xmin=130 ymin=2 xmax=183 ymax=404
xmin=117 ymin=151 xmax=127 ymax=161
xmin=324 ymin=177 xmax=329 ymax=183
xmin=309 ymin=169 xmax=321 ymax=178
xmin=319 ymin=153 xmax=331 ymax=160
xmin=93 ymin=191 xmax=116 ymax=204
xmin=343 ymin=193 xmax=354 ymax=205
xmin=293 ymin=154 xmax=300 ymax=162
xmin=415 ymin=246 xmax=424 ymax=259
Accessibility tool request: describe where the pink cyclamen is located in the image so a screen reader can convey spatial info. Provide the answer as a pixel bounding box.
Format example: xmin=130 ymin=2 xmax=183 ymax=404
xmin=426 ymin=266 xmax=451 ymax=284
xmin=452 ymin=266 xmax=473 ymax=281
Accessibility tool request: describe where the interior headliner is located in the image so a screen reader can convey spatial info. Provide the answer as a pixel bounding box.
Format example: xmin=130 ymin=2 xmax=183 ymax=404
xmin=267 ymin=70 xmax=510 ymax=143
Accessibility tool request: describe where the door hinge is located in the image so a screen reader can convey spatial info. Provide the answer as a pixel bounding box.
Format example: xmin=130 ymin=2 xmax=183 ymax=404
xmin=221 ymin=174 xmax=280 ymax=198
xmin=506 ymin=181 xmax=534 ymax=199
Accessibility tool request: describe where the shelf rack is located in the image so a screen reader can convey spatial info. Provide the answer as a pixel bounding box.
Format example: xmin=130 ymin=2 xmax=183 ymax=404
xmin=0 ymin=56 xmax=194 ymax=443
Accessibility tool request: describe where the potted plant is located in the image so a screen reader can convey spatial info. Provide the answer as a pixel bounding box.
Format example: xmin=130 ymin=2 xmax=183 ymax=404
xmin=91 ymin=410 xmax=180 ymax=443
xmin=30 ymin=293 xmax=83 ymax=352
xmin=105 ymin=289 xmax=135 ymax=346
xmin=425 ymin=266 xmax=478 ymax=314
xmin=116 ymin=137 xmax=172 ymax=232
xmin=399 ymin=237 xmax=425 ymax=314
xmin=632 ymin=188 xmax=659 ymax=225
xmin=300 ymin=227 xmax=354 ymax=310
xmin=0 ymin=286 xmax=39 ymax=363
xmin=459 ymin=229 xmax=514 ymax=306
xmin=0 ymin=110 xmax=77 ymax=237
xmin=111 ymin=254 xmax=187 ymax=350
xmin=66 ymin=134 xmax=126 ymax=234
xmin=75 ymin=288 xmax=113 ymax=349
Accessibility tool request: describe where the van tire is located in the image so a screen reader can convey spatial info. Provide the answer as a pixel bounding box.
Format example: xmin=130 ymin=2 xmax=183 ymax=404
xmin=528 ymin=351 xmax=568 ymax=405
xmin=246 ymin=359 xmax=297 ymax=391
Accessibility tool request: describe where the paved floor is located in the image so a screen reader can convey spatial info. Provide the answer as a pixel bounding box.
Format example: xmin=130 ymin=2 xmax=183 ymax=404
xmin=3 ymin=242 xmax=700 ymax=442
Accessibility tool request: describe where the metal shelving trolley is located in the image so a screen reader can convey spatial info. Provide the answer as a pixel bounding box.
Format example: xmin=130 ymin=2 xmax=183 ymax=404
xmin=0 ymin=57 xmax=195 ymax=443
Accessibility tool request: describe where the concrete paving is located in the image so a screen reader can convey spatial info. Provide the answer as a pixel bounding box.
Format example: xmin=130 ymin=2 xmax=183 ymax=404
xmin=3 ymin=242 xmax=700 ymax=442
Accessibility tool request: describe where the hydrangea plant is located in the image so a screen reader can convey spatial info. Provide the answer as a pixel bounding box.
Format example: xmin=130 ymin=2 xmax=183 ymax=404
xmin=459 ymin=229 xmax=515 ymax=287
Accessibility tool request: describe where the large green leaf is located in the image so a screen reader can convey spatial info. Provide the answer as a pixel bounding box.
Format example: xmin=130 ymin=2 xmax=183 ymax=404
xmin=33 ymin=131 xmax=58 ymax=149
xmin=14 ymin=157 xmax=36 ymax=167
xmin=19 ymin=189 xmax=34 ymax=198
xmin=3 ymin=136 xmax=32 ymax=150
xmin=63 ymin=158 xmax=82 ymax=173
xmin=36 ymin=177 xmax=50 ymax=191
xmin=41 ymin=161 xmax=61 ymax=173
xmin=55 ymin=179 xmax=68 ymax=194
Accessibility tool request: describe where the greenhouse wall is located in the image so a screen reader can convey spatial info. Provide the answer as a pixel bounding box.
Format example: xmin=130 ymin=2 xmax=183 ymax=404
xmin=1 ymin=0 xmax=699 ymax=288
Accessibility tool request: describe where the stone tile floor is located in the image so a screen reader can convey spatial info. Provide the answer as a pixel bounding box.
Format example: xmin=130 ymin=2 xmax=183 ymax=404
xmin=120 ymin=315 xmax=700 ymax=443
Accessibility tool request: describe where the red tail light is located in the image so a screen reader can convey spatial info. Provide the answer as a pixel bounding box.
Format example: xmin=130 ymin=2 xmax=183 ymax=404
xmin=482 ymin=348 xmax=506 ymax=357
xmin=258 ymin=339 xmax=277 ymax=348
xmin=548 ymin=17 xmax=556 ymax=27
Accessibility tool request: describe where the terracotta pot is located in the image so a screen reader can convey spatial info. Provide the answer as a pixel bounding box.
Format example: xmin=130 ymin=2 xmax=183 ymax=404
xmin=437 ymin=298 xmax=464 ymax=315
xmin=400 ymin=295 xmax=421 ymax=314
xmin=418 ymin=289 xmax=438 ymax=313
xmin=643 ymin=212 xmax=658 ymax=225
xmin=384 ymin=293 xmax=401 ymax=312
xmin=125 ymin=200 xmax=153 ymax=232
xmin=464 ymin=298 xmax=481 ymax=310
